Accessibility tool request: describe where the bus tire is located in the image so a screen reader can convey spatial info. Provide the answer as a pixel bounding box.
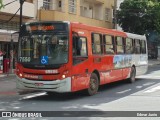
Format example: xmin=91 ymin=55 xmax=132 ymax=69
xmin=128 ymin=66 xmax=136 ymax=83
xmin=87 ymin=73 xmax=99 ymax=96
xmin=46 ymin=91 xmax=55 ymax=95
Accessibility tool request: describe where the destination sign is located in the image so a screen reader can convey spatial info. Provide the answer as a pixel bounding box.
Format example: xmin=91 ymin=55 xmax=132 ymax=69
xmin=25 ymin=23 xmax=68 ymax=32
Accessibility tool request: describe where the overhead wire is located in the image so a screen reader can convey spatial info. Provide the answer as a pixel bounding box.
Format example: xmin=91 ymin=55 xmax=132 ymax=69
xmin=0 ymin=0 xmax=20 ymax=24
xmin=3 ymin=0 xmax=17 ymax=7
xmin=0 ymin=7 xmax=20 ymax=24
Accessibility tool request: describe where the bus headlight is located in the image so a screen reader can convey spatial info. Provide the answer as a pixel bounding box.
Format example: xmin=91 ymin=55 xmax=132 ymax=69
xmin=62 ymin=75 xmax=66 ymax=79
xmin=19 ymin=73 xmax=23 ymax=77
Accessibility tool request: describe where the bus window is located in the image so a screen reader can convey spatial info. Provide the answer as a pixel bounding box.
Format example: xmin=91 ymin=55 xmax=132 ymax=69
xmin=80 ymin=37 xmax=87 ymax=56
xmin=41 ymin=36 xmax=47 ymax=56
xmin=72 ymin=32 xmax=82 ymax=56
xmin=116 ymin=36 xmax=124 ymax=54
xmin=104 ymin=35 xmax=114 ymax=54
xmin=141 ymin=40 xmax=146 ymax=54
xmin=135 ymin=39 xmax=140 ymax=54
xmin=73 ymin=37 xmax=88 ymax=65
xmin=92 ymin=33 xmax=102 ymax=55
xmin=73 ymin=37 xmax=87 ymax=56
xmin=126 ymin=38 xmax=133 ymax=54
xmin=21 ymin=37 xmax=32 ymax=57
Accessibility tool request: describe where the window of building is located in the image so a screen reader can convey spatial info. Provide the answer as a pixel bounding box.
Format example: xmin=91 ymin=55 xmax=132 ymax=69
xmin=141 ymin=40 xmax=146 ymax=54
xmin=92 ymin=33 xmax=102 ymax=54
xmin=43 ymin=0 xmax=51 ymax=10
xmin=104 ymin=35 xmax=115 ymax=54
xmin=69 ymin=0 xmax=77 ymax=14
xmin=125 ymin=38 xmax=133 ymax=54
xmin=105 ymin=8 xmax=111 ymax=21
xmin=59 ymin=0 xmax=62 ymax=8
xmin=116 ymin=36 xmax=124 ymax=54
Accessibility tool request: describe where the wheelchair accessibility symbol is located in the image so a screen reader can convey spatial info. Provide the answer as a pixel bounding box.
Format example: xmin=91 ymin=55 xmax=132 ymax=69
xmin=41 ymin=56 xmax=48 ymax=64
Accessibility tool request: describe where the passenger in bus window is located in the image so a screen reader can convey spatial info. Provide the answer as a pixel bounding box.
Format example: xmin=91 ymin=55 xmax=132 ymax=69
xmin=51 ymin=36 xmax=58 ymax=47
xmin=48 ymin=36 xmax=58 ymax=57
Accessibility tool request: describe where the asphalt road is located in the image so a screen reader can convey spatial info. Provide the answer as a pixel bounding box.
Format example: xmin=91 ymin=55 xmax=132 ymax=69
xmin=0 ymin=65 xmax=160 ymax=120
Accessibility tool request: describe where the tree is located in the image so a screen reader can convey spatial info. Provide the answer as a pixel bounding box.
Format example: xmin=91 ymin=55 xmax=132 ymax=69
xmin=0 ymin=0 xmax=4 ymax=10
xmin=117 ymin=0 xmax=160 ymax=39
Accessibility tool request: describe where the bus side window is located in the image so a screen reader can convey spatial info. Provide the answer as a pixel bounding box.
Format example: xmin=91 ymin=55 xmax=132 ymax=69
xmin=72 ymin=36 xmax=88 ymax=65
xmin=135 ymin=39 xmax=140 ymax=54
xmin=104 ymin=35 xmax=114 ymax=54
xmin=92 ymin=33 xmax=102 ymax=54
xmin=125 ymin=38 xmax=133 ymax=54
xmin=80 ymin=37 xmax=87 ymax=56
xmin=72 ymin=32 xmax=82 ymax=56
xmin=141 ymin=40 xmax=146 ymax=54
xmin=116 ymin=36 xmax=124 ymax=54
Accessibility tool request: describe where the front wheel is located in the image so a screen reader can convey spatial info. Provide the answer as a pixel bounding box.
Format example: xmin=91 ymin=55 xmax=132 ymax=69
xmin=128 ymin=66 xmax=136 ymax=83
xmin=87 ymin=73 xmax=99 ymax=96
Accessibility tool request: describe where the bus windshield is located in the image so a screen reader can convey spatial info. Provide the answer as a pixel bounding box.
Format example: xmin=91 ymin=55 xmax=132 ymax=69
xmin=18 ymin=22 xmax=69 ymax=68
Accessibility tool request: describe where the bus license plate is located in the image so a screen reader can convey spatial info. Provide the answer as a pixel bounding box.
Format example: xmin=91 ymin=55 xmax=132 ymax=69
xmin=35 ymin=83 xmax=44 ymax=87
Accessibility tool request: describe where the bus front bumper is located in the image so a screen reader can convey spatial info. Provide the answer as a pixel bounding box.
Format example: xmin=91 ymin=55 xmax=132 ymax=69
xmin=16 ymin=76 xmax=72 ymax=93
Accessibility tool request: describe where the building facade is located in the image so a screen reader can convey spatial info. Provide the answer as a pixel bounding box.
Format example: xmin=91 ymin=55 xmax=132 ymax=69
xmin=36 ymin=0 xmax=114 ymax=28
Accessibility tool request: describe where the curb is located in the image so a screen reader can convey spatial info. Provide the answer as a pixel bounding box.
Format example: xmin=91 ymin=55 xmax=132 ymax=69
xmin=0 ymin=74 xmax=16 ymax=81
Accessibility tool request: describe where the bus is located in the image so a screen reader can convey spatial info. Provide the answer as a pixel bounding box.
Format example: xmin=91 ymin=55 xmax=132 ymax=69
xmin=16 ymin=21 xmax=148 ymax=96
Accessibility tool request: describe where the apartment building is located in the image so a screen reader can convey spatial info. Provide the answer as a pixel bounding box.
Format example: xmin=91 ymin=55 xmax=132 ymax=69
xmin=36 ymin=0 xmax=115 ymax=28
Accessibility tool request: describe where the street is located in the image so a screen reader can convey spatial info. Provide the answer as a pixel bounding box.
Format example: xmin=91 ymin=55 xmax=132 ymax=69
xmin=0 ymin=64 xmax=160 ymax=120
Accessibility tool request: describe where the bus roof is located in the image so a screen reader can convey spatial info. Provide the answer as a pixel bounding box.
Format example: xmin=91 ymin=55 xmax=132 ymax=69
xmin=126 ymin=32 xmax=146 ymax=41
xmin=23 ymin=21 xmax=146 ymax=40
xmin=71 ymin=22 xmax=127 ymax=37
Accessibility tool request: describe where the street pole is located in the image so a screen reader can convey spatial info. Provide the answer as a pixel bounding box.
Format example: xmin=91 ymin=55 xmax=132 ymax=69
xmin=114 ymin=0 xmax=117 ymax=29
xmin=9 ymin=37 xmax=14 ymax=74
xmin=19 ymin=0 xmax=25 ymax=32
xmin=10 ymin=32 xmax=19 ymax=74
xmin=9 ymin=0 xmax=25 ymax=74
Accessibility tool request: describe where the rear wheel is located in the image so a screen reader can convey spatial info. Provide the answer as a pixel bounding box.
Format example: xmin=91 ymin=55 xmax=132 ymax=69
xmin=128 ymin=66 xmax=136 ymax=83
xmin=87 ymin=73 xmax=99 ymax=96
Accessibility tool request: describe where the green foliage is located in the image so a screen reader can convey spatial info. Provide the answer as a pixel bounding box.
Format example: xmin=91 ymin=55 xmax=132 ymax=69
xmin=0 ymin=0 xmax=4 ymax=10
xmin=153 ymin=4 xmax=160 ymax=33
xmin=117 ymin=0 xmax=160 ymax=36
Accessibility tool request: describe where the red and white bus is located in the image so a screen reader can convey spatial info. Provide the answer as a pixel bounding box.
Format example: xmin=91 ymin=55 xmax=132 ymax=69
xmin=16 ymin=21 xmax=148 ymax=95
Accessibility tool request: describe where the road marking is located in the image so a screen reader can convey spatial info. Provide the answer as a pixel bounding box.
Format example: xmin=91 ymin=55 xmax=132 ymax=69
xmin=144 ymin=86 xmax=160 ymax=93
xmin=117 ymin=89 xmax=131 ymax=94
xmin=136 ymin=75 xmax=160 ymax=79
xmin=19 ymin=92 xmax=46 ymax=100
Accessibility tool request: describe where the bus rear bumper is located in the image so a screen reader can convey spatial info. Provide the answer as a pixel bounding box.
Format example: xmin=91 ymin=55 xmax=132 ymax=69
xmin=16 ymin=76 xmax=72 ymax=93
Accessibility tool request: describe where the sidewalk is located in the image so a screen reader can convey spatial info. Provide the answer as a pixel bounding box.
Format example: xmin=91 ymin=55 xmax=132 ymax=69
xmin=0 ymin=73 xmax=15 ymax=79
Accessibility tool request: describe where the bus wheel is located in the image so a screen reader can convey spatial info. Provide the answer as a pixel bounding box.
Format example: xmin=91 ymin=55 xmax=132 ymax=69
xmin=87 ymin=73 xmax=99 ymax=96
xmin=128 ymin=67 xmax=136 ymax=83
xmin=46 ymin=92 xmax=55 ymax=95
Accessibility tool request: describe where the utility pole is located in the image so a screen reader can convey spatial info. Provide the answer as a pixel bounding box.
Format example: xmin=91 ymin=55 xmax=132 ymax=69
xmin=9 ymin=0 xmax=25 ymax=74
xmin=10 ymin=32 xmax=19 ymax=74
xmin=19 ymin=0 xmax=25 ymax=32
xmin=114 ymin=0 xmax=117 ymax=29
xmin=9 ymin=36 xmax=14 ymax=74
